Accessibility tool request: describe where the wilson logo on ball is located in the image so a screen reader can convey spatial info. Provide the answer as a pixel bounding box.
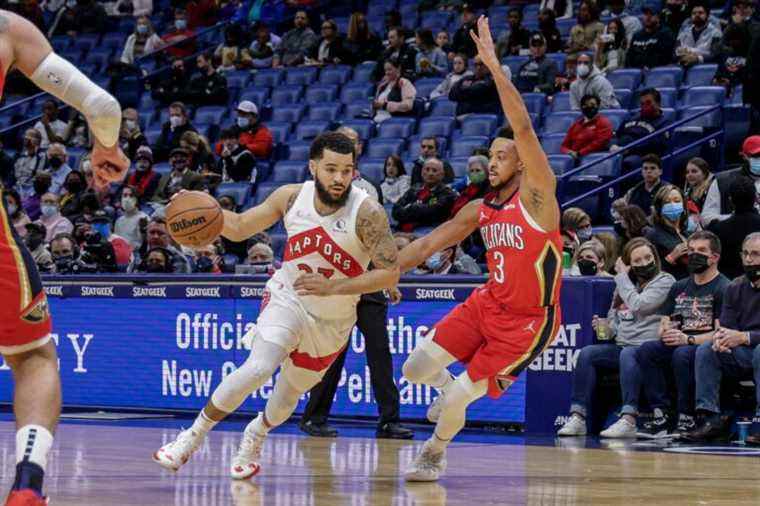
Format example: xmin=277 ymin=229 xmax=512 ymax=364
xmin=170 ymin=216 xmax=207 ymax=233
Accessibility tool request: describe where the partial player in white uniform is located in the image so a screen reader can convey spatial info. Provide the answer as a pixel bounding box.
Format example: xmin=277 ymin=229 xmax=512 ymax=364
xmin=153 ymin=132 xmax=400 ymax=479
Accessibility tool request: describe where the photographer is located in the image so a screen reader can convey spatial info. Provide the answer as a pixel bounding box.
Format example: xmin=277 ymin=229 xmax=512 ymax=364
xmin=24 ymin=223 xmax=53 ymax=273
xmin=192 ymin=243 xmax=223 ymax=274
xmin=136 ymin=247 xmax=175 ymax=274
xmin=70 ymin=220 xmax=118 ymax=273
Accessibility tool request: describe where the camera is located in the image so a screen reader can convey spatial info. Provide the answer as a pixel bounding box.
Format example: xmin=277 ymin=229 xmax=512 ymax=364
xmin=600 ymin=33 xmax=614 ymax=43
xmin=78 ymin=231 xmax=117 ymax=273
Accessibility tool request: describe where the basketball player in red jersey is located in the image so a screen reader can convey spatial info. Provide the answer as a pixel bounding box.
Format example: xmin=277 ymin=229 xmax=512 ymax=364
xmin=398 ymin=16 xmax=563 ymax=481
xmin=0 ymin=10 xmax=128 ymax=505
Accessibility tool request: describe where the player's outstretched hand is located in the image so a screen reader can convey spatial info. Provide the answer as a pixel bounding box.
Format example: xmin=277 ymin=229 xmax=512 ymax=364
xmin=91 ymin=140 xmax=129 ymax=191
xmin=470 ymin=16 xmax=500 ymax=72
xmin=294 ymin=272 xmax=333 ymax=296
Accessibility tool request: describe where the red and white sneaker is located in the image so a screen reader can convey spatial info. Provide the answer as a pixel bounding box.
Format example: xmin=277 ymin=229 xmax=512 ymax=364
xmin=230 ymin=425 xmax=266 ymax=480
xmin=152 ymin=429 xmax=203 ymax=472
xmin=4 ymin=489 xmax=48 ymax=506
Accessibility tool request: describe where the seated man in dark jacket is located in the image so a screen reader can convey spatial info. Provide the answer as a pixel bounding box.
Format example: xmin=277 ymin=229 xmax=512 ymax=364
xmin=152 ymin=58 xmax=191 ymax=106
xmin=611 ymin=88 xmax=672 ymax=171
xmin=448 ymin=55 xmax=499 ymax=118
xmin=626 ymin=7 xmax=676 ymax=69
xmin=514 ymin=33 xmax=559 ymax=94
xmin=183 ymin=52 xmax=229 ymax=107
xmin=392 ymin=157 xmax=457 ymax=232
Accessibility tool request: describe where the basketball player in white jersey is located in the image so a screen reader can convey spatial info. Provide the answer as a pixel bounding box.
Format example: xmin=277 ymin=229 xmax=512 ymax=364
xmin=0 ymin=10 xmax=128 ymax=506
xmin=153 ymin=132 xmax=400 ymax=479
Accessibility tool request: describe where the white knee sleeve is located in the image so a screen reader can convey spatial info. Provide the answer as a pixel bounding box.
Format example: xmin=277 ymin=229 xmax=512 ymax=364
xmin=264 ymin=376 xmax=303 ymax=427
xmin=403 ymin=338 xmax=456 ymax=384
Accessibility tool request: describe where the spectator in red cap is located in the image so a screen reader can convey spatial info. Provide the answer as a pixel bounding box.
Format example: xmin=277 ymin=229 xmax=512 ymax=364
xmin=561 ymin=94 xmax=613 ymax=163
xmin=701 ymin=135 xmax=760 ymax=226
xmin=216 ymin=100 xmax=273 ymax=160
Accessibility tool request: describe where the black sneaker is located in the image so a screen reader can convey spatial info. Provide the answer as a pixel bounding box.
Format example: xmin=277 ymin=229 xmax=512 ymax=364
xmin=637 ymin=409 xmax=671 ymax=439
xmin=675 ymin=414 xmax=696 ymax=434
xmin=299 ymin=420 xmax=338 ymax=438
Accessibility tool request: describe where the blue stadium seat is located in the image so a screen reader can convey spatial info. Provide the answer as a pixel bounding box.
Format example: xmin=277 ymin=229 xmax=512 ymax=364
xmin=419 ymin=117 xmax=456 ymax=138
xmin=267 ymin=122 xmax=291 ymax=144
xmin=606 ymin=69 xmax=642 ymax=90
xmin=547 ymin=154 xmax=574 ymax=176
xmin=600 ymin=109 xmax=629 ymax=131
xmin=194 ymin=106 xmax=227 ymax=125
xmin=138 ymin=94 xmax=158 ymax=112
xmin=72 ymin=34 xmax=98 ymax=54
xmin=461 ymin=114 xmax=499 ymax=137
xmin=239 ymin=88 xmax=270 ymax=109
xmin=643 ymin=66 xmax=683 ymax=89
xmin=420 ymin=11 xmax=452 ymax=31
xmin=340 ymin=83 xmax=374 ymax=103
xmin=522 ymin=93 xmax=546 ymax=116
xmin=272 ymin=161 xmax=307 ymax=183
xmin=541 ymin=133 xmax=566 ymax=155
xmin=578 ymin=153 xmax=621 ymax=178
xmin=152 ymin=162 xmax=171 ymax=176
xmin=305 ymin=84 xmax=339 ymax=105
xmin=139 ymin=111 xmax=153 ymax=130
xmin=342 ymin=102 xmax=369 ymax=119
xmin=684 ymin=64 xmax=718 ymax=88
xmin=286 ymin=140 xmax=311 ymax=161
xmin=285 ymin=67 xmax=319 ymax=86
xmin=101 ymin=33 xmax=125 ymax=51
xmin=501 ymin=56 xmax=529 ymax=76
xmin=144 ymin=127 xmax=162 ymax=145
xmin=614 ymin=89 xmax=633 ymax=109
xmin=678 ymin=106 xmax=722 ymax=129
xmin=377 ymin=118 xmax=417 ymax=138
xmin=319 ymin=65 xmax=352 ymax=85
xmin=661 ymin=107 xmax=678 ymax=124
xmin=270 ymin=233 xmax=287 ymax=258
xmin=224 ymin=73 xmax=250 ymax=89
xmin=556 ymin=18 xmax=575 ymax=37
xmin=216 ymin=182 xmax=252 ymax=206
xmin=429 ymin=98 xmax=457 ymax=117
xmin=270 ymin=104 xmax=306 ymax=123
xmin=358 ymin=159 xmax=386 ymax=184
xmin=340 ymin=119 xmax=375 ymax=139
xmin=254 ymin=183 xmax=280 ymax=205
xmin=295 ymin=120 xmax=331 ymax=140
xmin=366 ymin=138 xmax=405 ymax=158
xmin=352 ymin=62 xmax=377 ymax=83
xmin=448 ymin=157 xmax=469 ymax=178
xmin=67 ymin=148 xmax=86 ymax=169
xmin=253 ymin=68 xmax=283 ymax=87
xmin=415 ymin=78 xmax=443 ymax=99
xmin=449 ymin=136 xmax=489 ymax=157
xmin=308 ymin=102 xmax=343 ymax=121
xmin=550 ymin=92 xmax=572 ymax=112
xmin=542 ymin=112 xmax=581 ymax=135
xmin=681 ymin=86 xmax=726 ymax=107
xmin=545 ymin=53 xmax=566 ymax=74
xmin=270 ymin=85 xmax=304 ymax=106
xmin=84 ymin=50 xmax=112 ymax=71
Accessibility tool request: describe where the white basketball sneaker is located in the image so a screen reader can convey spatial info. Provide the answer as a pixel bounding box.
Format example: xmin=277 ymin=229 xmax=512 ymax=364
xmin=557 ymin=414 xmax=587 ymax=436
xmin=152 ymin=429 xmax=203 ymax=472
xmin=404 ymin=440 xmax=447 ymax=482
xmin=230 ymin=423 xmax=266 ymax=480
xmin=600 ymin=417 xmax=638 ymax=439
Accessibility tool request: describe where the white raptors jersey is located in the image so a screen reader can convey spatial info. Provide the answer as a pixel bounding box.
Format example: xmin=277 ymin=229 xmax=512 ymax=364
xmin=272 ymin=181 xmax=372 ymax=320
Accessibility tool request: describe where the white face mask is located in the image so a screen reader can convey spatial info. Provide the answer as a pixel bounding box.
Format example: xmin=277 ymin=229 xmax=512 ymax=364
xmin=6 ymin=203 xmax=17 ymax=215
xmin=124 ymin=119 xmax=137 ymax=131
xmin=122 ymin=196 xmax=137 ymax=213
xmin=577 ymin=63 xmax=591 ymax=78
xmin=169 ymin=115 xmax=183 ymax=128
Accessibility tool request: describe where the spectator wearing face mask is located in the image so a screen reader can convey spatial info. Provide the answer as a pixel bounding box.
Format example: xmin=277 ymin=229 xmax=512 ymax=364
xmin=23 ymin=222 xmax=53 ymax=273
xmin=152 ymin=58 xmax=190 ymax=105
xmin=224 ymin=100 xmax=273 ymax=160
xmin=23 ymin=172 xmax=52 ymax=221
xmin=13 ymin=128 xmax=46 ymax=198
xmin=44 ymin=142 xmax=72 ymax=194
xmin=179 ymin=131 xmax=216 ymax=175
xmin=3 ymin=189 xmax=31 ymax=237
xmin=153 ymin=102 xmax=197 ymax=162
xmin=59 ymin=170 xmax=86 ymax=219
xmin=49 ymin=232 xmax=79 ymax=274
xmin=33 ymin=100 xmax=67 ymax=149
xmin=450 ymin=155 xmax=490 ymax=217
xmin=561 ymin=94 xmax=614 ymax=162
xmin=571 ymin=240 xmax=612 ymax=277
xmin=675 ymin=2 xmax=722 ymax=67
xmin=193 ymin=243 xmax=223 ymax=273
xmin=244 ymin=242 xmax=275 ymax=273
xmin=138 ymin=247 xmax=175 ymax=274
xmin=115 ymin=186 xmax=149 ymax=250
xmin=126 ymin=146 xmax=161 ymax=203
xmin=119 ymin=108 xmax=148 ymax=161
xmin=121 ymin=15 xmax=164 ymax=65
xmin=162 ymin=8 xmax=196 ymax=59
xmin=413 ymin=246 xmax=481 ymax=275
xmin=153 ymin=147 xmax=205 ymax=203
xmin=647 ymin=185 xmax=693 ymax=280
xmin=514 ymin=33 xmax=559 ymax=95
xmin=217 ymin=128 xmax=256 ymax=183
xmin=36 ymin=192 xmax=73 ymax=243
xmin=570 ymin=54 xmax=619 ymax=110
xmin=183 ymin=52 xmax=229 ymax=107
xmin=561 ymin=207 xmax=594 ymax=254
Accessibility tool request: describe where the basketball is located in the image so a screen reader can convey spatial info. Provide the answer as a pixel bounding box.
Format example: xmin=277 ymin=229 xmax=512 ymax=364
xmin=165 ymin=191 xmax=224 ymax=248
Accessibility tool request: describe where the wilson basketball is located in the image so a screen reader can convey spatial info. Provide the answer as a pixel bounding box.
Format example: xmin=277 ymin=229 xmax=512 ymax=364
xmin=165 ymin=191 xmax=224 ymax=248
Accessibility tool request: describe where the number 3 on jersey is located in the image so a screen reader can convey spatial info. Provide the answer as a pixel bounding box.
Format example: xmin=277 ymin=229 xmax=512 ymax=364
xmin=297 ymin=263 xmax=335 ymax=279
xmin=493 ymin=251 xmax=506 ymax=283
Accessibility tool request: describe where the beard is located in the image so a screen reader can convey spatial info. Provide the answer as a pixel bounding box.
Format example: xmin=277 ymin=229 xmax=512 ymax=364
xmin=315 ymin=177 xmax=352 ymax=207
xmin=490 ymin=173 xmax=517 ymax=193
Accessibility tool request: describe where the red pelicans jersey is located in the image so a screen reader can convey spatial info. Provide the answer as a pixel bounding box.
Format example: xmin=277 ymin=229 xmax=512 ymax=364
xmin=478 ymin=190 xmax=562 ymax=309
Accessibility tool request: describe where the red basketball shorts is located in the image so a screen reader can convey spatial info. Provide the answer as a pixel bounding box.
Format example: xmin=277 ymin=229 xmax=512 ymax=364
xmin=0 ymin=219 xmax=51 ymax=355
xmin=429 ymin=287 xmax=561 ymax=398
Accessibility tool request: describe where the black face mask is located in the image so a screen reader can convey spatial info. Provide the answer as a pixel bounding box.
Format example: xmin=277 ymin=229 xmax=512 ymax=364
xmin=25 ymin=234 xmax=43 ymax=251
xmin=49 ymin=157 xmax=64 ymax=169
xmin=687 ymin=253 xmax=710 ymax=274
xmin=34 ymin=182 xmax=50 ymax=195
xmin=195 ymin=256 xmax=214 ymax=273
xmin=66 ymin=181 xmax=83 ymax=193
xmin=632 ymin=262 xmax=658 ymax=282
xmin=146 ymin=262 xmax=167 ymax=273
xmin=581 ymin=105 xmax=598 ymax=120
xmin=578 ymin=259 xmax=599 ymax=276
xmin=613 ymin=222 xmax=627 ymax=238
xmin=745 ymin=264 xmax=760 ymax=283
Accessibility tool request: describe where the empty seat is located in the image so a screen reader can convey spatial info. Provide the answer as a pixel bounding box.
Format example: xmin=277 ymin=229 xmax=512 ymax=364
xmin=545 ymin=52 xmax=566 ymax=73
xmin=194 ymin=106 xmax=227 ymax=125
xmin=239 ymin=88 xmax=270 ymax=108
xmin=678 ymin=106 xmax=722 ymax=129
xmin=152 ymin=162 xmax=171 ymax=175
xmin=429 ymin=99 xmax=457 ymax=117
xmin=541 ymin=133 xmax=566 ymax=155
xmin=577 ymin=153 xmax=621 ymax=178
xmin=270 ymin=104 xmax=306 ymax=123
xmin=449 ymin=136 xmax=489 ymax=157
xmin=253 ymin=68 xmax=283 ymax=87
xmin=377 ymin=118 xmax=417 ymax=138
xmin=266 ymin=122 xmax=291 ymax=144
xmin=418 ymin=117 xmax=456 ymax=138
xmin=352 ymin=62 xmax=377 ymax=83
xmin=461 ymin=114 xmax=499 ymax=137
xmin=295 ymin=120 xmax=331 ymax=140
xmin=415 ymin=78 xmax=444 ymax=99
xmin=522 ymin=93 xmax=546 ymax=116
xmin=305 ymin=84 xmax=339 ymax=105
xmin=308 ymin=102 xmax=343 ymax=121
xmin=340 ymin=119 xmax=375 ymax=139
xmin=448 ymin=157 xmax=469 ymax=178
xmin=340 ymin=83 xmax=374 ymax=103
xmin=600 ymin=109 xmax=629 ymax=131
xmin=358 ymin=159 xmax=386 ymax=184
xmin=614 ymin=89 xmax=633 ymax=109
xmin=684 ymin=64 xmax=718 ymax=88
xmin=270 ymin=85 xmax=303 ymax=106
xmin=606 ymin=69 xmax=642 ymax=91
xmin=643 ymin=66 xmax=683 ymax=89
xmin=682 ymin=86 xmax=726 ymax=107
xmin=550 ymin=92 xmax=572 ymax=112
xmin=366 ymin=138 xmax=405 ymax=158
xmin=215 ymin=182 xmax=251 ymax=206
xmin=285 ymin=66 xmax=319 ymax=86
xmin=254 ymin=183 xmax=279 ymax=205
xmin=272 ymin=161 xmax=307 ymax=183
xmin=286 ymin=140 xmax=311 ymax=161
xmin=319 ymin=65 xmax=352 ymax=85
xmin=542 ymin=112 xmax=581 ymax=135
xmin=547 ymin=154 xmax=574 ymax=176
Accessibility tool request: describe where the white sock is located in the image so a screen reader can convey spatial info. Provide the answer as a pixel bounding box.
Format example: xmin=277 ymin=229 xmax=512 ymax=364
xmin=429 ymin=370 xmax=454 ymax=391
xmin=16 ymin=425 xmax=53 ymax=471
xmin=190 ymin=410 xmax=217 ymax=436
xmin=247 ymin=412 xmax=270 ymax=436
xmin=427 ymin=433 xmax=450 ymax=453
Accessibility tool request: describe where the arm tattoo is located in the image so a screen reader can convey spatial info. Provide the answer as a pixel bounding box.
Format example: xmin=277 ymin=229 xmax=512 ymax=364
xmin=356 ymin=200 xmax=398 ymax=269
xmin=285 ymin=187 xmax=298 ymax=213
xmin=528 ymin=188 xmax=544 ymax=212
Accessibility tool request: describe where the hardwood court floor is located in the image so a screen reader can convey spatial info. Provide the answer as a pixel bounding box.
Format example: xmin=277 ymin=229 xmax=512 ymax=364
xmin=1 ymin=420 xmax=760 ymax=505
